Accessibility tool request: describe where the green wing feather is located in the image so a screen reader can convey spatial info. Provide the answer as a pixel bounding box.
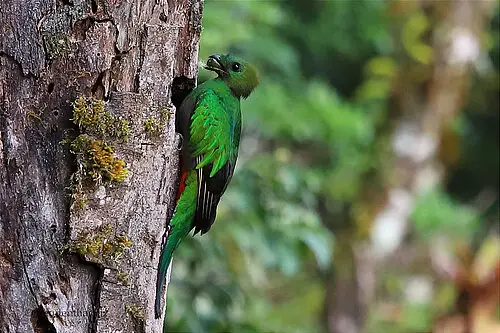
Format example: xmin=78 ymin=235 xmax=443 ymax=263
xmin=190 ymin=89 xmax=233 ymax=177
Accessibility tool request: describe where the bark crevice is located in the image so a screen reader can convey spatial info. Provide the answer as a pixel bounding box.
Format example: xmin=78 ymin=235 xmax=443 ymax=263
xmin=16 ymin=231 xmax=38 ymax=304
xmin=31 ymin=305 xmax=57 ymax=333
xmin=133 ymin=26 xmax=148 ymax=94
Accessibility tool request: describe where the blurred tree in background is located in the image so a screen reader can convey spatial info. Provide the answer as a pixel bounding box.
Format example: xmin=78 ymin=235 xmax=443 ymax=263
xmin=167 ymin=1 xmax=499 ymax=332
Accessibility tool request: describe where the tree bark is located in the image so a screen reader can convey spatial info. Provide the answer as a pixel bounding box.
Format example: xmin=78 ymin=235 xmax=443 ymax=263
xmin=0 ymin=0 xmax=202 ymax=332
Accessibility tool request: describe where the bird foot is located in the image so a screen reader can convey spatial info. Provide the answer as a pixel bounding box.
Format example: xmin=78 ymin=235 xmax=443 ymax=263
xmin=176 ymin=133 xmax=183 ymax=151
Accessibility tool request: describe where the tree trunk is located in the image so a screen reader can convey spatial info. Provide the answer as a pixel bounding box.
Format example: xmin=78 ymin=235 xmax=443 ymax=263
xmin=0 ymin=0 xmax=202 ymax=332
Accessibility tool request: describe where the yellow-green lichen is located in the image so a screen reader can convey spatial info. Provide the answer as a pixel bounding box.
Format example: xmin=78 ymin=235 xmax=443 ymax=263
xmin=143 ymin=116 xmax=163 ymax=136
xmin=44 ymin=34 xmax=71 ymax=60
xmin=117 ymin=272 xmax=129 ymax=286
xmin=71 ymin=194 xmax=88 ymax=211
xmin=27 ymin=111 xmax=42 ymax=121
xmin=125 ymin=304 xmax=146 ymax=321
xmin=72 ymin=96 xmax=130 ymax=141
xmin=67 ymin=96 xmax=131 ymax=211
xmin=70 ymin=134 xmax=128 ymax=183
xmin=143 ymin=107 xmax=173 ymax=137
xmin=160 ymin=107 xmax=174 ymax=122
xmin=68 ymin=223 xmax=132 ymax=263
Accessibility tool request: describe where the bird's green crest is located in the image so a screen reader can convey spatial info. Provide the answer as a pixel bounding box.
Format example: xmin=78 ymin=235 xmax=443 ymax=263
xmin=205 ymin=54 xmax=259 ymax=99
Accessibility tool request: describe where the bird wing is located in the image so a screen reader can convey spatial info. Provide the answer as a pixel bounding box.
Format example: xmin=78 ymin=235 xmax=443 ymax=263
xmin=189 ymin=89 xmax=235 ymax=234
xmin=190 ymin=89 xmax=232 ymax=176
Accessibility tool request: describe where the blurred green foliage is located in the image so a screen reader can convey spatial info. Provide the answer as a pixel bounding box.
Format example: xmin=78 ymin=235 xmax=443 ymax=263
xmin=167 ymin=1 xmax=500 ymax=332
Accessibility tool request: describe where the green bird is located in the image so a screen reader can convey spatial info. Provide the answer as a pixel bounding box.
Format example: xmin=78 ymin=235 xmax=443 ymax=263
xmin=155 ymin=54 xmax=258 ymax=319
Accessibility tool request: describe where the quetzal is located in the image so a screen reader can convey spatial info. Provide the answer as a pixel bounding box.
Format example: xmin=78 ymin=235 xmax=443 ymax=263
xmin=155 ymin=54 xmax=258 ymax=319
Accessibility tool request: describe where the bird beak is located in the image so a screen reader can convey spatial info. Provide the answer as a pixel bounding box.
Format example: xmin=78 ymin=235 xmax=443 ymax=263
xmin=205 ymin=54 xmax=226 ymax=75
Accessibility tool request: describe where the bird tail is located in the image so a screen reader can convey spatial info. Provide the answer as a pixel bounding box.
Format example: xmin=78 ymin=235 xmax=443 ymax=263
xmin=155 ymin=171 xmax=197 ymax=319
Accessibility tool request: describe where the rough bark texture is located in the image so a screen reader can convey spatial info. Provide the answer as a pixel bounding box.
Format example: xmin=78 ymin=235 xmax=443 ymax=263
xmin=0 ymin=0 xmax=202 ymax=332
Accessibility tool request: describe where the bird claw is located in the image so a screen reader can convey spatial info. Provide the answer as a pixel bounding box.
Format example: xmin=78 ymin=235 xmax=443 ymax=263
xmin=161 ymin=223 xmax=172 ymax=248
xmin=176 ymin=133 xmax=183 ymax=151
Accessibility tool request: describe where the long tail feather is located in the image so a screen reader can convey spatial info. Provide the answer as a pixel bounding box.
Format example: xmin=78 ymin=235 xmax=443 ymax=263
xmin=155 ymin=171 xmax=197 ymax=319
xmin=154 ymin=228 xmax=174 ymax=319
xmin=155 ymin=257 xmax=173 ymax=319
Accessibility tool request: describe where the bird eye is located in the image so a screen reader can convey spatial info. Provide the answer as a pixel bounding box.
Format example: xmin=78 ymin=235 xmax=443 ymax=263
xmin=232 ymin=62 xmax=241 ymax=72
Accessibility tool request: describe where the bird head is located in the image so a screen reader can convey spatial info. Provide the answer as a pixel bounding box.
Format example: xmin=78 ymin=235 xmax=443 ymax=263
xmin=204 ymin=54 xmax=259 ymax=99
